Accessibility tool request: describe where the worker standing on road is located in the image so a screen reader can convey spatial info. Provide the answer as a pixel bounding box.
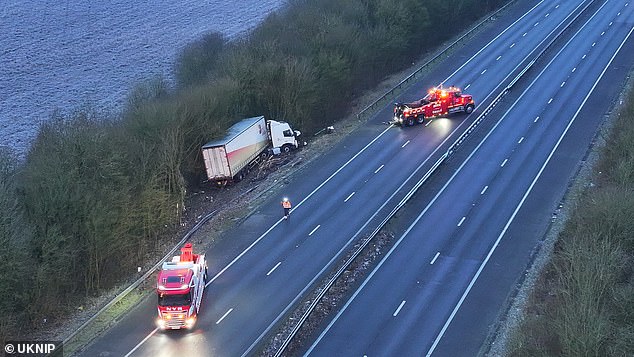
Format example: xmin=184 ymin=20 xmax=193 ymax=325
xmin=281 ymin=197 xmax=292 ymax=220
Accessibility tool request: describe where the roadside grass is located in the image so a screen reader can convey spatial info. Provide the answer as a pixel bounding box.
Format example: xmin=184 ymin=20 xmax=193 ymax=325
xmin=507 ymin=87 xmax=634 ymax=356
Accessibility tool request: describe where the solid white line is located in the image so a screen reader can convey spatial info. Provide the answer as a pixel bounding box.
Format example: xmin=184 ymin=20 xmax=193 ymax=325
xmin=216 ymin=308 xmax=233 ymax=324
xmin=496 ymin=55 xmax=502 ymax=61
xmin=393 ymin=300 xmax=406 ymax=317
xmin=501 ymin=159 xmax=508 ymax=167
xmin=481 ymin=69 xmax=487 ymax=75
xmin=518 ymin=137 xmax=524 ymax=144
xmin=480 ymin=186 xmax=488 ymax=195
xmin=425 ymin=120 xmax=433 ymax=127
xmin=374 ymin=164 xmax=384 ymax=174
xmin=344 ymin=192 xmax=355 ymax=202
xmin=509 ymin=43 xmax=515 ymax=48
xmin=548 ymin=98 xmax=553 ymax=104
xmin=426 ymin=18 xmax=634 ymax=357
xmin=123 ymin=328 xmax=158 ymax=357
xmin=457 ymin=217 xmax=466 ymax=227
xmin=430 ymin=252 xmax=440 ymax=265
xmin=402 ymin=140 xmax=410 ymax=148
xmin=309 ymin=225 xmax=321 ymax=236
xmin=266 ymin=262 xmax=282 ymax=276
xmin=561 ymin=81 xmax=565 ymax=87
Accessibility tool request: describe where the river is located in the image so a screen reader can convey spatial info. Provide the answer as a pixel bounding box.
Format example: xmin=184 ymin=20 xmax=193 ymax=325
xmin=0 ymin=0 xmax=285 ymax=155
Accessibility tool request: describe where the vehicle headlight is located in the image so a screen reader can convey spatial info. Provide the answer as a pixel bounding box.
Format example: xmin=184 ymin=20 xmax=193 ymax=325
xmin=156 ymin=318 xmax=166 ymax=328
xmin=186 ymin=317 xmax=196 ymax=327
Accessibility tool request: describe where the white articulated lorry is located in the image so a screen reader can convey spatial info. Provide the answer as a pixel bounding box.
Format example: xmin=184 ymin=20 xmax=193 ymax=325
xmin=202 ymin=116 xmax=302 ymax=184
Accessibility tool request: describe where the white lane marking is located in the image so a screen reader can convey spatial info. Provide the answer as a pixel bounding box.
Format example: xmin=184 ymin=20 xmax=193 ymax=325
xmin=501 ymin=158 xmax=508 ymax=167
xmin=582 ymin=54 xmax=587 ymax=59
xmin=430 ymin=252 xmax=440 ymax=265
xmin=481 ymin=69 xmax=487 ymax=75
xmin=518 ymin=136 xmax=524 ymax=144
xmin=464 ymin=84 xmax=471 ymax=90
xmin=344 ymin=192 xmax=355 ymax=202
xmin=561 ymin=81 xmax=565 ymax=87
xmin=457 ymin=217 xmax=466 ymax=227
xmin=374 ymin=164 xmax=384 ymax=174
xmin=216 ymin=308 xmax=233 ymax=324
xmin=496 ymin=55 xmax=502 ymax=61
xmin=618 ymin=11 xmax=621 ymax=15
xmin=523 ymin=32 xmax=527 ymax=37
xmin=572 ymin=67 xmax=576 ymax=72
xmin=123 ymin=328 xmax=159 ymax=357
xmin=426 ymin=19 xmax=634 ymax=357
xmin=267 ymin=262 xmax=282 ymax=276
xmin=548 ymin=98 xmax=553 ymax=104
xmin=556 ymin=4 xmax=560 ymax=8
xmin=309 ymin=225 xmax=321 ymax=236
xmin=601 ymin=31 xmax=605 ymax=36
xmin=402 ymin=140 xmax=410 ymax=148
xmin=393 ymin=300 xmax=406 ymax=317
xmin=534 ymin=116 xmax=540 ymax=122
xmin=545 ymin=13 xmax=550 ymax=17
xmin=509 ymin=43 xmax=515 ymax=48
xmin=534 ymin=22 xmax=539 ymax=26
xmin=610 ymin=21 xmax=613 ymax=26
xmin=592 ymin=42 xmax=596 ymax=47
xmin=425 ymin=120 xmax=433 ymax=127
xmin=480 ymin=186 xmax=488 ymax=195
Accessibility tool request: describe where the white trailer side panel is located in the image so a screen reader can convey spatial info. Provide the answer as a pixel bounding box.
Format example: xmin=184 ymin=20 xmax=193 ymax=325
xmin=225 ymin=117 xmax=268 ymax=175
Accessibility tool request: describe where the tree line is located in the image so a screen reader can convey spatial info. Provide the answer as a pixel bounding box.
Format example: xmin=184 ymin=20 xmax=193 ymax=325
xmin=0 ymin=0 xmax=508 ymax=340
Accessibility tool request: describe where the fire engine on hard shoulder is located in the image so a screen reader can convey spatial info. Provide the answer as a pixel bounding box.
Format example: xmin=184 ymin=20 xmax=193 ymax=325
xmin=391 ymin=86 xmax=475 ymax=126
xmin=156 ymin=243 xmax=208 ymax=330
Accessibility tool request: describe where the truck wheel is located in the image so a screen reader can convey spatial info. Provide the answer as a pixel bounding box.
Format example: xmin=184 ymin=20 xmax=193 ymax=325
xmin=416 ymin=115 xmax=425 ymax=124
xmin=407 ymin=117 xmax=415 ymax=126
xmin=465 ymin=104 xmax=475 ymax=114
xmin=235 ymin=172 xmax=244 ymax=182
xmin=281 ymin=144 xmax=292 ymax=154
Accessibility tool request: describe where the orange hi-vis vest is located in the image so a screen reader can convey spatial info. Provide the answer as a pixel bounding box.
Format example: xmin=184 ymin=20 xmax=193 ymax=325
xmin=282 ymin=200 xmax=291 ymax=209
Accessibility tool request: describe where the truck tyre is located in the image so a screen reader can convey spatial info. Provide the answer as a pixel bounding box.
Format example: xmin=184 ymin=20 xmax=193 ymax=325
xmin=465 ymin=104 xmax=475 ymax=114
xmin=416 ymin=115 xmax=425 ymax=124
xmin=281 ymin=144 xmax=293 ymax=154
xmin=235 ymin=171 xmax=244 ymax=182
xmin=407 ymin=117 xmax=415 ymax=126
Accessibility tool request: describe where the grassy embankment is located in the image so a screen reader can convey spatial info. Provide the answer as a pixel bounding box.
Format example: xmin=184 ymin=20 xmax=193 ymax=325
xmin=0 ymin=0 xmax=508 ymax=340
xmin=507 ymin=85 xmax=634 ymax=355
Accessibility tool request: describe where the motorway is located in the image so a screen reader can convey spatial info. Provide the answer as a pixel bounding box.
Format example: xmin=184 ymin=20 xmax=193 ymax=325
xmin=304 ymin=1 xmax=634 ymax=356
xmin=78 ymin=0 xmax=634 ymax=356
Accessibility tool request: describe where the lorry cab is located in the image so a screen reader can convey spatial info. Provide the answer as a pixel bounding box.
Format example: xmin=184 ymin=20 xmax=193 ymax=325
xmin=267 ymin=120 xmax=302 ymax=153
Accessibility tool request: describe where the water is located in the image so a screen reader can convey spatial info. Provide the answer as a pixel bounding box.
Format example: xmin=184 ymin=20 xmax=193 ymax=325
xmin=0 ymin=0 xmax=285 ymax=155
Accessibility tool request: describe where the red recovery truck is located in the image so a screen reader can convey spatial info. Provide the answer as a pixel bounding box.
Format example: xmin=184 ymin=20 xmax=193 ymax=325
xmin=156 ymin=243 xmax=208 ymax=330
xmin=392 ymin=86 xmax=475 ymax=126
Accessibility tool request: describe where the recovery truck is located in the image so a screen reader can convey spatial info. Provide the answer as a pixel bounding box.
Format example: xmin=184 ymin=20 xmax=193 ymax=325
xmin=156 ymin=243 xmax=208 ymax=330
xmin=392 ymin=86 xmax=475 ymax=126
xmin=201 ymin=116 xmax=303 ymax=184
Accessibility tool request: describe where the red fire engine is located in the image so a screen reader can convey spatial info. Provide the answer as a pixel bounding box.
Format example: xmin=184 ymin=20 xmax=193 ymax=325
xmin=156 ymin=243 xmax=208 ymax=330
xmin=392 ymin=86 xmax=475 ymax=126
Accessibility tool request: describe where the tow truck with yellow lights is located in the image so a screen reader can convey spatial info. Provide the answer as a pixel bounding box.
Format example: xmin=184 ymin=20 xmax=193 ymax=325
xmin=392 ymin=86 xmax=475 ymax=126
xmin=156 ymin=243 xmax=208 ymax=330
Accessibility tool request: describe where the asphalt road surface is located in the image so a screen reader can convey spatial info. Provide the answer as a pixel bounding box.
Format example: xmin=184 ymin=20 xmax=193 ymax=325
xmin=78 ymin=0 xmax=634 ymax=356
